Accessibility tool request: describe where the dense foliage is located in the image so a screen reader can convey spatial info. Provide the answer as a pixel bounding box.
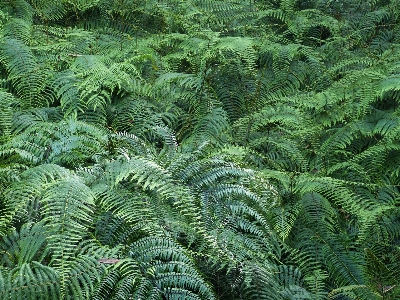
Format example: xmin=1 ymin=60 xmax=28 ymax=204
xmin=1 ymin=0 xmax=400 ymax=299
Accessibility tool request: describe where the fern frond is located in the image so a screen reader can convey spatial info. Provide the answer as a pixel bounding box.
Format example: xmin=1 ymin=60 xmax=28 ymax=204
xmin=0 ymin=90 xmax=18 ymax=136
xmin=130 ymin=236 xmax=215 ymax=300
xmin=0 ymin=262 xmax=60 ymax=300
xmin=0 ymin=38 xmax=48 ymax=107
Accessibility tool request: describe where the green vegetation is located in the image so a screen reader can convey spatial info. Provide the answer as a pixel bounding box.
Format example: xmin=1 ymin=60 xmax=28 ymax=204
xmin=1 ymin=0 xmax=400 ymax=299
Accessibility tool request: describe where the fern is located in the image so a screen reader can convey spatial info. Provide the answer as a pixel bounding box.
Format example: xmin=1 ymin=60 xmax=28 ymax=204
xmin=1 ymin=0 xmax=400 ymax=298
xmin=0 ymin=38 xmax=48 ymax=107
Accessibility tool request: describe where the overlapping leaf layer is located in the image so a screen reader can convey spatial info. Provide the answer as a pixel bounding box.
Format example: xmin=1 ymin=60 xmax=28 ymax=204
xmin=1 ymin=0 xmax=400 ymax=299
